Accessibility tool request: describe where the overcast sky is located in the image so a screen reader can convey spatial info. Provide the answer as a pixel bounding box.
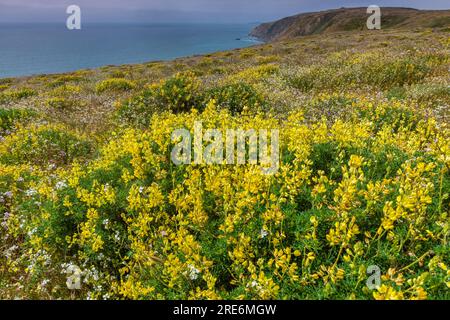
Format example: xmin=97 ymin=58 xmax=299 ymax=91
xmin=0 ymin=0 xmax=449 ymax=23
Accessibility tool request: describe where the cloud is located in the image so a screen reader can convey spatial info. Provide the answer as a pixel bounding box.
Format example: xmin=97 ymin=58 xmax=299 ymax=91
xmin=0 ymin=0 xmax=449 ymax=23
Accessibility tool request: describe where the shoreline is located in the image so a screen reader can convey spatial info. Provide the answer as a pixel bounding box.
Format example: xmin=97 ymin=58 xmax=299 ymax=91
xmin=0 ymin=23 xmax=262 ymax=80
xmin=0 ymin=39 xmax=263 ymax=80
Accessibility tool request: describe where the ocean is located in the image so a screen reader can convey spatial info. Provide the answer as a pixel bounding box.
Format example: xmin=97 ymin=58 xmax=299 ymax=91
xmin=0 ymin=23 xmax=261 ymax=78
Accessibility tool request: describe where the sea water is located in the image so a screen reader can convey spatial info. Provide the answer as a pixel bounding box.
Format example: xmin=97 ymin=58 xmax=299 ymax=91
xmin=0 ymin=23 xmax=261 ymax=78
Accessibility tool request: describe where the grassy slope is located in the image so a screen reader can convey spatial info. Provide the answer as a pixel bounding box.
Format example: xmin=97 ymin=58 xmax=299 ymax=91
xmin=0 ymin=22 xmax=449 ymax=299
xmin=1 ymin=28 xmax=448 ymax=135
xmin=250 ymin=7 xmax=450 ymax=41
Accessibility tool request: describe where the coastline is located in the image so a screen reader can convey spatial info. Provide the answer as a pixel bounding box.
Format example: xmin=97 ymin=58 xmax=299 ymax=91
xmin=0 ymin=23 xmax=262 ymax=79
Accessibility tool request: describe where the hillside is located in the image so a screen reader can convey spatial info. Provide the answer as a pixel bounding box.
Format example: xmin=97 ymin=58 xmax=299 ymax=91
xmin=250 ymin=7 xmax=450 ymax=41
xmin=0 ymin=17 xmax=449 ymax=300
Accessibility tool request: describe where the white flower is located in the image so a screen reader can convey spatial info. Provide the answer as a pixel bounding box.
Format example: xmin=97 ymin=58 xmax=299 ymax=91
xmin=25 ymin=189 xmax=37 ymax=197
xmin=55 ymin=181 xmax=67 ymax=190
xmin=41 ymin=279 xmax=50 ymax=287
xmin=27 ymin=227 xmax=38 ymax=237
xmin=260 ymin=228 xmax=269 ymax=239
xmin=4 ymin=245 xmax=18 ymax=259
xmin=185 ymin=264 xmax=200 ymax=280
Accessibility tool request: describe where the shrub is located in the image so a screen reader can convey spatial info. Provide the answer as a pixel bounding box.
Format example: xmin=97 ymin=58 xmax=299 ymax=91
xmin=257 ymin=55 xmax=280 ymax=64
xmin=204 ymin=82 xmax=266 ymax=114
xmin=358 ymin=102 xmax=418 ymax=132
xmin=0 ymin=108 xmax=37 ymax=134
xmin=288 ymin=68 xmax=318 ymax=92
xmin=386 ymin=87 xmax=407 ymax=100
xmin=95 ymin=78 xmax=136 ymax=94
xmin=5 ymin=103 xmax=448 ymax=300
xmin=116 ymin=72 xmax=202 ymax=126
xmin=239 ymin=50 xmax=256 ymax=59
xmin=197 ymin=57 xmax=214 ymax=68
xmin=0 ymin=78 xmax=13 ymax=85
xmin=0 ymin=88 xmax=37 ymax=104
xmin=47 ymin=75 xmax=83 ymax=88
xmin=49 ymin=85 xmax=81 ymax=97
xmin=303 ymin=93 xmax=357 ymax=123
xmin=229 ymin=64 xmax=279 ymax=83
xmin=115 ymin=90 xmax=160 ymax=128
xmin=0 ymin=124 xmax=95 ymax=166
xmin=45 ymin=97 xmax=79 ymax=110
xmin=109 ymin=70 xmax=127 ymax=78
xmin=151 ymin=71 xmax=201 ymax=113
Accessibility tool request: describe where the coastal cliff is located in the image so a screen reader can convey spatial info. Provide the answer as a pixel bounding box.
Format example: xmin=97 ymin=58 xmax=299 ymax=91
xmin=250 ymin=7 xmax=450 ymax=41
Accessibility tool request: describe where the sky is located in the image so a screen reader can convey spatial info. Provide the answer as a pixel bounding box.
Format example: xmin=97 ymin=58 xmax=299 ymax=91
xmin=0 ymin=0 xmax=449 ymax=23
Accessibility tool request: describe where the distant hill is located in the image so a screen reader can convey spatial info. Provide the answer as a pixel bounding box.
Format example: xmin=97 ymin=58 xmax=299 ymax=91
xmin=250 ymin=7 xmax=450 ymax=41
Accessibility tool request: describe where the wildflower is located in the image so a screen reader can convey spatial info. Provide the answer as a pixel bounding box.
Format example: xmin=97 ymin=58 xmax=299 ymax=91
xmin=260 ymin=228 xmax=269 ymax=239
xmin=25 ymin=189 xmax=37 ymax=197
xmin=373 ymin=285 xmax=404 ymax=300
xmin=55 ymin=181 xmax=68 ymax=190
xmin=185 ymin=265 xmax=201 ymax=281
xmin=41 ymin=279 xmax=50 ymax=287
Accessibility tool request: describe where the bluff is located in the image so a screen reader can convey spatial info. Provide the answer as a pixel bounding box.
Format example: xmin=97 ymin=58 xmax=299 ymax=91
xmin=250 ymin=7 xmax=450 ymax=41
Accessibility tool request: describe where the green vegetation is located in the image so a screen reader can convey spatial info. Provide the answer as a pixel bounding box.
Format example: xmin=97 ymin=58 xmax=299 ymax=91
xmin=95 ymin=78 xmax=136 ymax=94
xmin=0 ymin=88 xmax=37 ymax=104
xmin=0 ymin=23 xmax=449 ymax=300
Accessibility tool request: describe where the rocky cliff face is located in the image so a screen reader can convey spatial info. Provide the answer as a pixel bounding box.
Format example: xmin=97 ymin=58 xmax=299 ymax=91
xmin=250 ymin=7 xmax=450 ymax=41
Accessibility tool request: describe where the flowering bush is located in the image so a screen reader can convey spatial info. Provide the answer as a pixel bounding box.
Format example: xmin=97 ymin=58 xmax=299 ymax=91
xmin=0 ymin=88 xmax=37 ymax=104
xmin=2 ymin=98 xmax=449 ymax=300
xmin=148 ymin=71 xmax=201 ymax=113
xmin=204 ymin=82 xmax=266 ymax=114
xmin=0 ymin=108 xmax=37 ymax=134
xmin=95 ymin=78 xmax=136 ymax=94
xmin=47 ymin=75 xmax=84 ymax=89
xmin=116 ymin=71 xmax=202 ymax=127
xmin=229 ymin=64 xmax=279 ymax=84
xmin=0 ymin=124 xmax=95 ymax=166
xmin=45 ymin=97 xmax=79 ymax=110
